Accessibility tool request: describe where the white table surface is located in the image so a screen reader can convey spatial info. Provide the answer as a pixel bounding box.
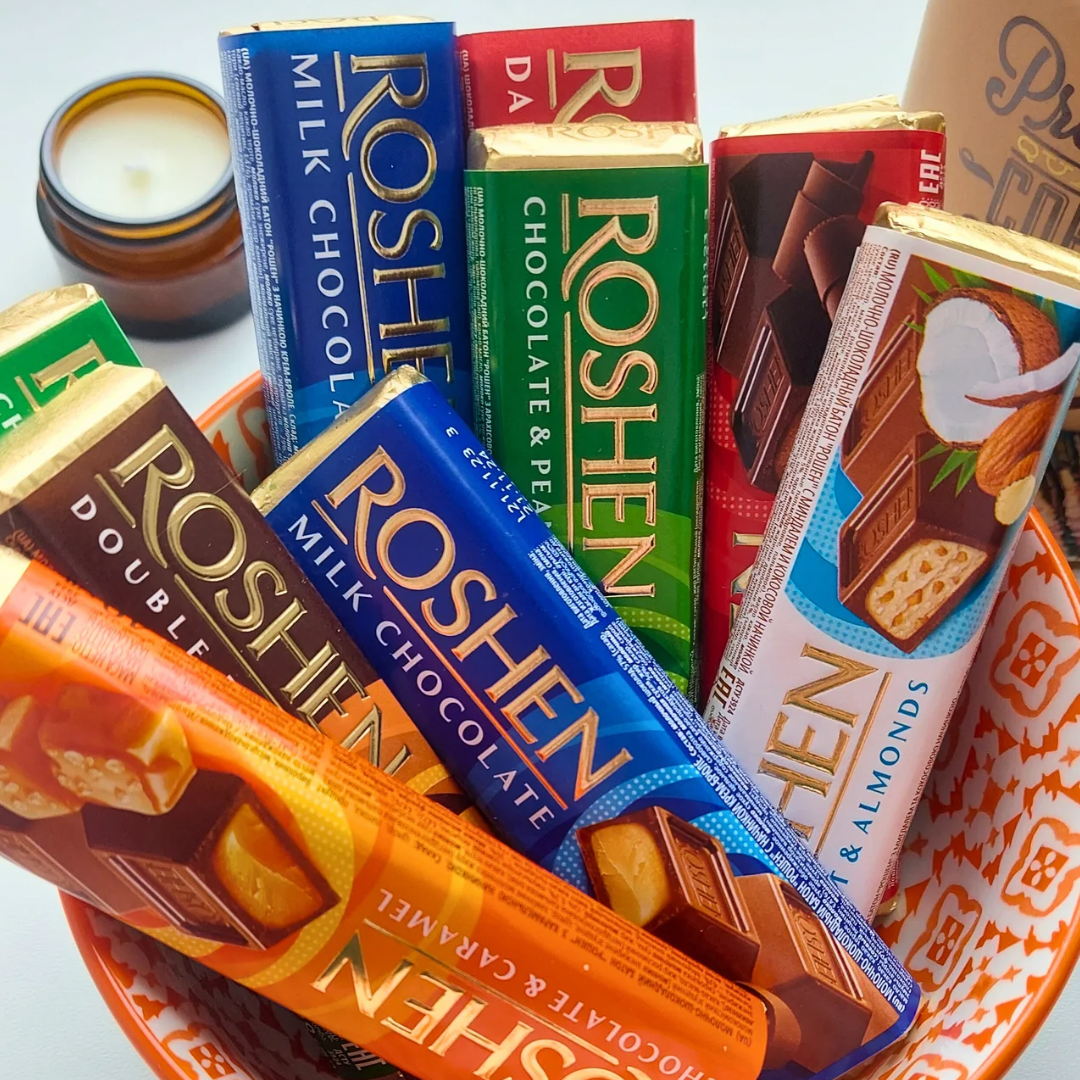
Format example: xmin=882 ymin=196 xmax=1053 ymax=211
xmin=0 ymin=0 xmax=1076 ymax=1076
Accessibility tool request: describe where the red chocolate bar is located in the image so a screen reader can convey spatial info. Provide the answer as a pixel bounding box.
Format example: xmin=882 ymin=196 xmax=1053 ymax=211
xmin=700 ymin=102 xmax=946 ymax=694
xmin=85 ymin=769 xmax=338 ymax=949
xmin=838 ymin=433 xmax=1004 ymax=651
xmin=459 ymin=20 xmax=696 ymax=129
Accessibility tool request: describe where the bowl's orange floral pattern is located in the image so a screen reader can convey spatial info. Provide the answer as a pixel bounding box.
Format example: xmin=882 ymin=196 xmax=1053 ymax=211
xmin=60 ymin=377 xmax=1080 ymax=1080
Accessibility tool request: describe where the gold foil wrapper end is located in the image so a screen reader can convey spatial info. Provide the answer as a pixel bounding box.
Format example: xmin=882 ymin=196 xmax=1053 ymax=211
xmin=874 ymin=203 xmax=1080 ymax=294
xmin=0 ymin=363 xmax=163 ymax=517
xmin=221 ymin=16 xmax=432 ymax=36
xmin=252 ymin=366 xmax=426 ymax=515
xmin=0 ymin=284 xmax=101 ymax=361
xmin=718 ymin=96 xmax=945 ymax=139
xmin=468 ymin=122 xmax=704 ymax=171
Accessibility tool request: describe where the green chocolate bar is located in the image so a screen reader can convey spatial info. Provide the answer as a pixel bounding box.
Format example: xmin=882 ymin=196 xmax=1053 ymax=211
xmin=465 ymin=122 xmax=708 ymax=697
xmin=0 ymin=284 xmax=142 ymax=436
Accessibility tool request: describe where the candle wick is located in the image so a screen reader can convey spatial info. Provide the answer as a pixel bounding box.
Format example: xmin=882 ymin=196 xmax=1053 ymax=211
xmin=123 ymin=162 xmax=153 ymax=188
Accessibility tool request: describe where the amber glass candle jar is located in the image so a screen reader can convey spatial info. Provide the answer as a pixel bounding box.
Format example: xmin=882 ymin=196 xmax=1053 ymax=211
xmin=37 ymin=73 xmax=249 ymax=340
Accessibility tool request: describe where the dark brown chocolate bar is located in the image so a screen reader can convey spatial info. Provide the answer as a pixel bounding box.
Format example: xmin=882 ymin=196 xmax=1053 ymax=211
xmin=84 ymin=770 xmax=338 ymax=948
xmin=0 ymin=365 xmax=389 ymax=754
xmin=735 ymin=873 xmax=872 ymax=1074
xmin=731 ymin=287 xmax=831 ymax=492
xmin=577 ymin=806 xmax=761 ymax=983
xmin=772 ymin=153 xmax=872 ymax=289
xmin=839 ymin=432 xmax=1005 ymax=651
xmin=0 ymin=806 xmax=141 ymax=915
xmin=711 ymin=153 xmax=813 ymax=366
xmin=842 ymin=312 xmax=929 ymax=494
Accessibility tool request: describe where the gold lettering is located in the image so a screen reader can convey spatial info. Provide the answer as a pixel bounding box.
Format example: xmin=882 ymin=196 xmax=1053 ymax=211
xmin=428 ymin=997 xmax=533 ymax=1078
xmin=110 ymin=425 xmax=195 ymax=569
xmin=28 ymin=340 xmax=105 ymax=405
xmin=215 ymin=560 xmax=287 ymax=631
xmin=730 ymin=533 xmax=764 ymax=631
xmin=561 ymin=197 xmax=659 ymax=299
xmin=452 ymin=605 xmax=550 ymax=702
xmin=297 ymin=663 xmax=372 ymax=730
xmin=782 ymin=645 xmax=877 ymax=727
xmin=579 ymin=348 xmax=657 ymax=400
xmin=373 ymin=264 xmax=449 ymax=337
xmin=422 ymin=569 xmax=497 ymax=637
xmin=381 ymin=342 xmax=454 ymax=382
xmin=381 ymin=971 xmax=463 ymax=1043
xmin=581 ymin=483 xmax=656 ymax=528
xmin=377 ymin=507 xmax=455 ymax=591
xmin=368 ymin=207 xmax=443 ymax=259
xmin=167 ymin=491 xmax=247 ymax=582
xmin=580 ymin=534 xmax=656 ymax=596
xmin=535 ymin=709 xmax=632 ymax=800
xmin=758 ymin=757 xmax=827 ymax=838
xmin=312 ymin=933 xmax=412 ymax=1015
xmin=580 ymin=405 xmax=657 ymax=474
xmin=578 ymin=260 xmax=659 ymax=347
xmin=325 ymin=446 xmax=406 ymax=577
xmin=521 ymin=1040 xmax=575 ymax=1080
xmin=553 ymin=48 xmax=643 ymax=123
xmin=502 ymin=666 xmax=583 ymax=744
xmin=765 ymin=712 xmax=849 ymax=776
xmin=341 ymin=54 xmax=428 ymax=159
xmin=248 ymin=598 xmax=337 ymax=701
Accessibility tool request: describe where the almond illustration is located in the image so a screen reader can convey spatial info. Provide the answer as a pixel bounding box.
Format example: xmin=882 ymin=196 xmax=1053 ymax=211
xmin=975 ymin=395 xmax=1058 ymax=495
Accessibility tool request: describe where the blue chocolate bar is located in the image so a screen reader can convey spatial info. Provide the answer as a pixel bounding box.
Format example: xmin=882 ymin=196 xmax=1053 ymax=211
xmin=219 ymin=18 xmax=471 ymax=461
xmin=253 ymin=368 xmax=918 ymax=1080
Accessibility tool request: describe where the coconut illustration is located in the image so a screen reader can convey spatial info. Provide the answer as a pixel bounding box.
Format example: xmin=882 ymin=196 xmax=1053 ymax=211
xmin=917 ymin=287 xmax=1064 ymax=447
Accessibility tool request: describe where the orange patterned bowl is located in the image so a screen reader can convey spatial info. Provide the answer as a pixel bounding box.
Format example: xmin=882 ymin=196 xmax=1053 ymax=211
xmin=60 ymin=375 xmax=1080 ymax=1080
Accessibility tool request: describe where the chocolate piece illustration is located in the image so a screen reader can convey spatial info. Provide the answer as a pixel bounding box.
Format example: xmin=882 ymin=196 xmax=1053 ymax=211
xmin=842 ymin=314 xmax=929 ymax=494
xmin=0 ymin=695 xmax=82 ymax=819
xmin=731 ymin=287 xmax=831 ymax=492
xmin=0 ymin=806 xmax=141 ymax=915
xmin=772 ymin=152 xmax=873 ymax=289
xmin=40 ymin=685 xmax=196 ymax=816
xmin=806 ymin=213 xmax=867 ymax=318
xmin=712 ymin=153 xmax=813 ymax=367
xmin=735 ymin=873 xmax=872 ymax=1074
xmin=578 ymin=806 xmax=761 ymax=983
xmin=839 ymin=432 xmax=1005 ymax=650
xmin=85 ymin=770 xmax=338 ymax=948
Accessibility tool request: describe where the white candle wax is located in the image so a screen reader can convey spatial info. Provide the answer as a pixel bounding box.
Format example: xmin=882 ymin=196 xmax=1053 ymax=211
xmin=57 ymin=92 xmax=231 ymax=221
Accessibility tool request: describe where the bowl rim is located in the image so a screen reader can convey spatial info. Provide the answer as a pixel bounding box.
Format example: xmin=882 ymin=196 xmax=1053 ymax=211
xmin=56 ymin=375 xmax=1080 ymax=1080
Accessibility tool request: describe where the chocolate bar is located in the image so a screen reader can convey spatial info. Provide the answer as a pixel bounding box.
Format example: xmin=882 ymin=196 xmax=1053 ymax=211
xmin=578 ymin=807 xmax=760 ymax=983
xmin=701 ymin=101 xmax=946 ymax=693
xmin=0 ymin=546 xmax=777 ymax=1080
xmin=842 ymin=313 xmax=928 ymax=494
xmin=0 ymin=805 xmax=140 ymax=914
xmin=85 ymin=769 xmax=338 ymax=948
xmin=839 ymin=432 xmax=1004 ymax=651
xmin=731 ymin=287 xmax=831 ymax=492
xmin=772 ymin=153 xmax=872 ymax=290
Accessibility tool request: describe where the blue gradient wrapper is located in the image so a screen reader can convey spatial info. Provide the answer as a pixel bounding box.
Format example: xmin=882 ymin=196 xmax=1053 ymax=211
xmin=219 ymin=18 xmax=471 ymax=461
xmin=253 ymin=370 xmax=918 ymax=1080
